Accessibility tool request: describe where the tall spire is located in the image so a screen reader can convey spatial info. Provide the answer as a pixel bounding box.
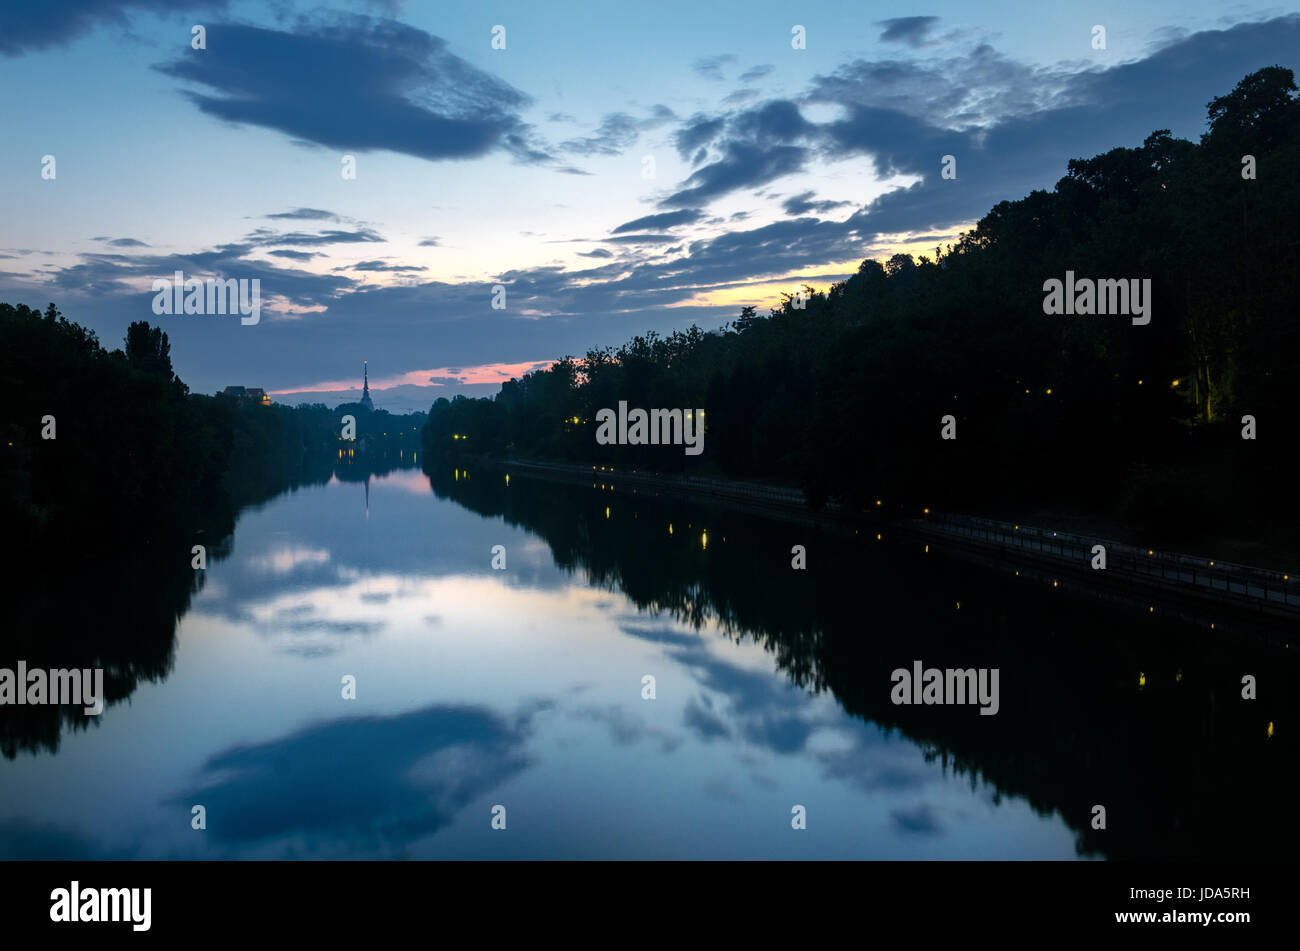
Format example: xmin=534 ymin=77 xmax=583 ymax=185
xmin=361 ymin=360 xmax=374 ymax=411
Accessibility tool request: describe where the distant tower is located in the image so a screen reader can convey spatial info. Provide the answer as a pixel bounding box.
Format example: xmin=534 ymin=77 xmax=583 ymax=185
xmin=361 ymin=361 xmax=374 ymax=411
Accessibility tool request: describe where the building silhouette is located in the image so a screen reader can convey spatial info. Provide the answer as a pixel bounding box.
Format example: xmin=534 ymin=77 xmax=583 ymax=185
xmin=361 ymin=361 xmax=374 ymax=411
xmin=222 ymin=385 xmax=270 ymax=406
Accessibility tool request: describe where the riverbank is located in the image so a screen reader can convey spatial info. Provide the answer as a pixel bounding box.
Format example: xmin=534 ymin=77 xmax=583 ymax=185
xmin=487 ymin=456 xmax=1300 ymax=638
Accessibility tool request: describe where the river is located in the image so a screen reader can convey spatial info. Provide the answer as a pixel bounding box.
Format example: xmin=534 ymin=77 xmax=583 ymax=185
xmin=1 ymin=457 xmax=1295 ymax=860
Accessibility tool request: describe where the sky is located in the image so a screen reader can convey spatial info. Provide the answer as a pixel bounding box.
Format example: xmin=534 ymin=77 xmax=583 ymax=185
xmin=1 ymin=0 xmax=1297 ymax=412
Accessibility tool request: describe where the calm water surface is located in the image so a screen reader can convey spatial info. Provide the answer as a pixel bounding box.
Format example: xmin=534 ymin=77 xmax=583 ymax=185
xmin=2 ymin=460 xmax=1295 ymax=859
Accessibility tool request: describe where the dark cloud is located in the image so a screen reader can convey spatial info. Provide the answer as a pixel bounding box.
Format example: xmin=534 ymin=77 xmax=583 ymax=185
xmin=418 ymin=237 xmax=441 ymax=247
xmin=246 ymin=228 xmax=385 ymax=248
xmin=602 ymin=233 xmax=681 ymax=245
xmin=267 ymin=208 xmax=337 ymax=221
xmin=673 ymin=114 xmax=727 ymax=160
xmin=93 ymin=237 xmax=150 ymax=248
xmin=738 ymin=64 xmax=775 ymax=82
xmin=660 ymin=142 xmax=808 ymax=208
xmin=348 ymin=260 xmax=427 ymax=272
xmin=611 ymin=209 xmax=705 ymax=233
xmin=560 ymin=105 xmax=676 ymax=156
xmin=683 ymin=697 xmax=732 ymax=739
xmin=877 ymin=16 xmax=941 ymax=47
xmin=9 ymin=17 xmax=1298 ymax=407
xmin=577 ymin=248 xmax=614 ymax=258
xmin=0 ymin=0 xmax=227 ymax=56
xmin=692 ymin=54 xmax=738 ymax=81
xmin=154 ymin=18 xmax=549 ymax=165
xmin=891 ymin=803 xmax=945 ymax=835
xmin=781 ymin=191 xmax=852 ymax=216
xmin=168 ymin=704 xmax=535 ymax=853
xmin=267 ymin=249 xmax=320 ymax=261
xmin=618 ymin=622 xmax=706 ymax=648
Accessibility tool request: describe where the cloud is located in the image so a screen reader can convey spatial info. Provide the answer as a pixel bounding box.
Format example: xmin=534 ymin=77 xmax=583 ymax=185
xmin=348 ymin=260 xmax=427 ymax=272
xmin=781 ymin=191 xmax=853 ymax=216
xmin=246 ymin=228 xmax=385 ymax=248
xmin=877 ymin=16 xmax=941 ymax=47
xmin=692 ymin=54 xmax=738 ymax=81
xmin=611 ymin=209 xmax=705 ymax=233
xmin=93 ymin=237 xmax=150 ymax=248
xmin=11 ymin=16 xmax=1299 ymax=407
xmin=266 ymin=208 xmax=338 ymax=221
xmin=738 ymin=64 xmax=775 ymax=82
xmin=154 ymin=17 xmax=550 ymax=165
xmin=418 ymin=237 xmax=441 ymax=247
xmin=660 ymin=142 xmax=809 ymax=208
xmin=267 ymin=249 xmax=320 ymax=261
xmin=601 ymin=233 xmax=681 ymax=245
xmin=560 ymin=105 xmax=676 ymax=156
xmin=0 ymin=0 xmax=227 ymax=57
xmin=891 ymin=802 xmax=945 ymax=835
xmin=673 ymin=114 xmax=728 ymax=161
xmin=168 ymin=703 xmax=536 ymax=854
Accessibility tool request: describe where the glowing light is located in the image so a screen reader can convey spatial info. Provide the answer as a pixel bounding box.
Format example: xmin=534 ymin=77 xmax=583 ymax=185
xmin=1268 ymin=721 xmax=1274 ymax=738
xmin=505 ymin=474 xmax=510 ymax=486
xmin=701 ymin=531 xmax=708 ymax=550
xmin=923 ymin=508 xmax=930 ymax=515
xmin=1045 ymin=388 xmax=1052 ymax=395
xmin=875 ymin=533 xmax=882 ymax=540
xmin=669 ymin=523 xmax=673 ymax=535
xmin=1176 ymin=669 xmax=1182 ymax=682
xmin=605 ymin=506 xmax=610 ymax=519
xmin=1171 ymin=379 xmax=1180 ymax=387
xmin=1139 ymin=671 xmax=1146 ymax=687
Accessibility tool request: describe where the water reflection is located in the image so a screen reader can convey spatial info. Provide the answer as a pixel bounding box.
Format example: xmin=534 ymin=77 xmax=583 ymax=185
xmin=1 ymin=455 xmax=1296 ymax=860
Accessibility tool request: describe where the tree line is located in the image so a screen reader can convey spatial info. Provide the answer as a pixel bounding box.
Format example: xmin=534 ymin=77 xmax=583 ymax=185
xmin=423 ymin=68 xmax=1300 ymax=545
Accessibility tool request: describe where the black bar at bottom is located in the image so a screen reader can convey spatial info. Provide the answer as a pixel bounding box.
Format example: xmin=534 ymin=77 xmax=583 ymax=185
xmin=1 ymin=860 xmax=1275 ymax=938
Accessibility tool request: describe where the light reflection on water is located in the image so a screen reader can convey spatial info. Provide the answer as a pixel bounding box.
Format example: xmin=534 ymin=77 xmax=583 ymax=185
xmin=6 ymin=462 xmax=1289 ymax=860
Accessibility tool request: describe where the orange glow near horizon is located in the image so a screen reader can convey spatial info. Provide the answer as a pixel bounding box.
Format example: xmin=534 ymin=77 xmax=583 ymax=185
xmin=269 ymin=359 xmax=557 ymax=396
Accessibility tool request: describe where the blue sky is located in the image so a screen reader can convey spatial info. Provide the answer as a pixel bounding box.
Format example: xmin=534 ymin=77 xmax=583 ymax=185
xmin=2 ymin=0 xmax=1297 ymax=411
